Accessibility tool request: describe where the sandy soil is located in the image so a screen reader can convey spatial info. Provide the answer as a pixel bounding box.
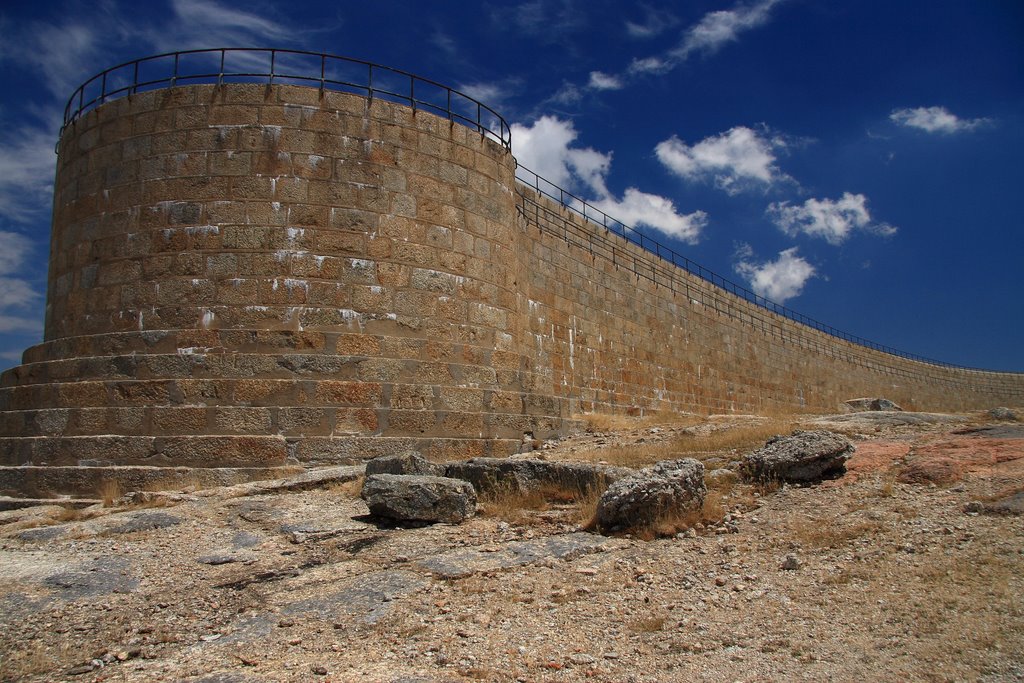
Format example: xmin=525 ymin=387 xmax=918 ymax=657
xmin=1 ymin=411 xmax=1021 ymax=682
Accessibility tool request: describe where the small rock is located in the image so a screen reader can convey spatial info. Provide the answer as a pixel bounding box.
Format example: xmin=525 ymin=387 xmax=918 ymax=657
xmin=715 ymin=576 xmax=728 ymax=587
xmin=311 ymin=665 xmax=328 ymax=675
xmin=781 ymin=554 xmax=802 ymax=571
xmin=67 ymin=663 xmax=96 ymax=676
xmin=570 ymin=653 xmax=596 ymax=665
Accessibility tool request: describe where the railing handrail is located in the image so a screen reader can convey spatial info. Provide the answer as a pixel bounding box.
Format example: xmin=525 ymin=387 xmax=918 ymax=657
xmin=60 ymin=47 xmax=511 ymax=150
xmin=513 ymin=164 xmax=1007 ymax=373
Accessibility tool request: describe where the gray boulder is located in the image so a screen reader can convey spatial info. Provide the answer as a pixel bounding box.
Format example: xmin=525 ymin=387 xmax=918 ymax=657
xmin=988 ymin=407 xmax=1019 ymax=422
xmin=594 ymin=459 xmax=706 ymax=532
xmin=361 ymin=474 xmax=477 ymax=524
xmin=741 ymin=430 xmax=854 ymax=484
xmin=843 ymin=397 xmax=902 ymax=412
xmin=444 ymin=458 xmax=630 ymax=496
xmin=365 ymin=451 xmax=445 ymax=478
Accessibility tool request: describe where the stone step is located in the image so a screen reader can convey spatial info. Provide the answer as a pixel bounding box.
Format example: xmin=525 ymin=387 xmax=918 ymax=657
xmin=1 ymin=349 xmax=539 ymax=388
xmin=20 ymin=329 xmax=356 ymax=364
xmin=20 ymin=326 xmax=523 ymax=366
xmin=0 ymin=406 xmax=566 ymax=440
xmin=0 ymin=431 xmax=551 ymax=468
xmin=45 ymin=304 xmax=511 ymax=346
xmin=0 ymin=434 xmax=291 ymax=468
xmin=0 ymin=464 xmax=301 ymax=498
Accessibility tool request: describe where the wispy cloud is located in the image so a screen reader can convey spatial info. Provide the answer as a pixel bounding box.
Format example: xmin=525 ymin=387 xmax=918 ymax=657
xmin=0 ymin=124 xmax=58 ymax=223
xmin=655 ymin=125 xmax=790 ymax=194
xmin=626 ymin=7 xmax=679 ymax=39
xmin=890 ymin=106 xmax=991 ymax=134
xmin=767 ymin=193 xmax=897 ymax=245
xmin=568 ymin=0 xmax=783 ymax=98
xmin=734 ymin=244 xmax=815 ymax=303
xmin=587 ymin=71 xmax=623 ymax=91
xmin=493 ymin=0 xmax=585 ymax=42
xmin=0 ymin=230 xmax=43 ymax=334
xmin=512 ymin=116 xmax=706 ymax=242
xmin=671 ymin=0 xmax=783 ymax=61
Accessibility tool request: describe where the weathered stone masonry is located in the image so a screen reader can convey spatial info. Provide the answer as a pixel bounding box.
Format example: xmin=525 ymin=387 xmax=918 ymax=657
xmin=0 ymin=83 xmax=1020 ymax=495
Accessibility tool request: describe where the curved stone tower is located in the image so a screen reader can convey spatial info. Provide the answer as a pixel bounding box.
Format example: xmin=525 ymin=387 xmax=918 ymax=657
xmin=0 ymin=81 xmax=568 ymax=496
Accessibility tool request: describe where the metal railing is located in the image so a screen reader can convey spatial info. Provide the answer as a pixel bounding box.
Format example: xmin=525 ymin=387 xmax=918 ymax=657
xmin=514 ymin=165 xmax=1005 ymax=372
xmin=60 ymin=48 xmax=511 ymax=149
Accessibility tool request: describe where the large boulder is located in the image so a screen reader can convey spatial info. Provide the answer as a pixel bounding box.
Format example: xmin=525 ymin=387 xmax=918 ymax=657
xmin=361 ymin=474 xmax=477 ymax=524
xmin=594 ymin=459 xmax=706 ymax=532
xmin=843 ymin=398 xmax=903 ymax=412
xmin=741 ymin=430 xmax=854 ymax=484
xmin=365 ymin=451 xmax=445 ymax=478
xmin=444 ymin=458 xmax=631 ymax=496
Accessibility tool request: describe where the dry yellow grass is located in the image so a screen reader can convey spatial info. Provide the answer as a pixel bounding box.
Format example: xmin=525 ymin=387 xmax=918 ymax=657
xmin=571 ymin=416 xmax=797 ymax=470
xmin=575 ymin=410 xmax=702 ymax=433
xmin=97 ymin=479 xmax=122 ymax=507
xmin=478 ymin=482 xmax=594 ymax=526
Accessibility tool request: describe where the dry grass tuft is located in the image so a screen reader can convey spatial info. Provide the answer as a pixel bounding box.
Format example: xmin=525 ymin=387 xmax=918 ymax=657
xmin=478 ymin=482 xmax=598 ymax=526
xmin=576 ymin=410 xmax=702 ymax=433
xmin=672 ymin=418 xmax=798 ymax=458
xmin=628 ymin=614 xmax=667 ymax=632
xmin=790 ymin=515 xmax=885 ymax=549
xmin=97 ymin=479 xmax=122 ymax=507
xmin=330 ymin=475 xmax=365 ymax=497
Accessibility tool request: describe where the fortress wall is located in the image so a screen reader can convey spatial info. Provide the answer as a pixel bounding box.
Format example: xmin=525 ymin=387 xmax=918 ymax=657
xmin=514 ymin=188 xmax=1023 ymax=415
xmin=0 ymin=82 xmax=1020 ymax=494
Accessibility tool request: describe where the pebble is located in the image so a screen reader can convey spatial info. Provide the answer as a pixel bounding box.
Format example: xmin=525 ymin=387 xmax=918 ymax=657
xmin=311 ymin=665 xmax=328 ymax=675
xmin=782 ymin=554 xmax=802 ymax=571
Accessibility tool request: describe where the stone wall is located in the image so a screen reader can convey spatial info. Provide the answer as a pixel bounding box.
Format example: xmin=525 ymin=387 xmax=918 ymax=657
xmin=513 ymin=189 xmax=1023 ymax=415
xmin=0 ymin=83 xmax=1020 ymax=495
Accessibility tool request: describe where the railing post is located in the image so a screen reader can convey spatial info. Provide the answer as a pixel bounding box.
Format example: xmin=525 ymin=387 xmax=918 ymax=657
xmin=171 ymin=52 xmax=179 ymax=87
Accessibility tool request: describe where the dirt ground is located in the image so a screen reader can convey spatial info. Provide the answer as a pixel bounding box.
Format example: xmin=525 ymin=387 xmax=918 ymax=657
xmin=1 ymin=410 xmax=1022 ymax=682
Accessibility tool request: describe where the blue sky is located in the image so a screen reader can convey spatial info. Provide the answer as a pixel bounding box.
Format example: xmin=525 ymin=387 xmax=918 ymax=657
xmin=0 ymin=0 xmax=1021 ymax=371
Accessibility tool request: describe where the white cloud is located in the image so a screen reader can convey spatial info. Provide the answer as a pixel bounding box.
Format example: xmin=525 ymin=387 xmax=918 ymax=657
xmin=588 ymin=71 xmax=623 ymax=90
xmin=673 ymin=0 xmax=783 ymax=60
xmin=592 ymin=189 xmax=706 ymax=243
xmin=655 ymin=126 xmax=787 ymax=193
xmin=734 ymin=245 xmax=815 ymax=303
xmin=890 ymin=106 xmax=990 ymax=134
xmin=767 ymin=193 xmax=897 ymax=245
xmin=512 ymin=116 xmax=706 ymax=242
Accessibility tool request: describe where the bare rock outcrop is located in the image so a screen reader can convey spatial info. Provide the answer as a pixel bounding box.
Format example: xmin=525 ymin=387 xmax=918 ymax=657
xmin=843 ymin=398 xmax=903 ymax=412
xmin=741 ymin=430 xmax=854 ymax=484
xmin=443 ymin=458 xmax=631 ymax=496
xmin=365 ymin=452 xmax=446 ymax=478
xmin=594 ymin=459 xmax=706 ymax=532
xmin=360 ymin=474 xmax=477 ymax=524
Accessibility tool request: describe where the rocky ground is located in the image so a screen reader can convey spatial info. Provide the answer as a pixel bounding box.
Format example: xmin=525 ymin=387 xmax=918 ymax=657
xmin=1 ymin=410 xmax=1022 ymax=682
